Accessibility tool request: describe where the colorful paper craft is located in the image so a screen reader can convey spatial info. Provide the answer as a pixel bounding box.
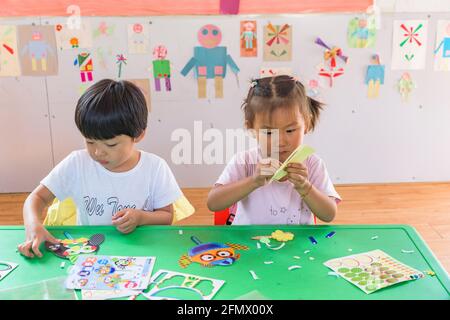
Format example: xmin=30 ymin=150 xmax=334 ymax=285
xmin=240 ymin=20 xmax=257 ymax=57
xmin=54 ymin=21 xmax=92 ymax=50
xmin=181 ymin=24 xmax=239 ymax=98
xmin=128 ymin=23 xmax=149 ymax=54
xmin=263 ymin=23 xmax=292 ymax=61
xmin=152 ymin=45 xmax=171 ymax=92
xmin=45 ymin=233 xmax=104 ymax=259
xmin=0 ymin=261 xmax=18 ymax=281
xmin=178 ymin=236 xmax=249 ymax=268
xmin=324 ymin=249 xmax=424 ymax=294
xmin=66 ymin=255 xmax=155 ymax=290
xmin=270 ymin=145 xmax=315 ymax=182
xmin=365 ymin=54 xmax=385 ymax=99
xmin=315 ymin=37 xmax=348 ymax=87
xmin=434 ymin=20 xmax=450 ymax=71
xmin=347 ymin=16 xmax=376 ymax=48
xmin=74 ymin=52 xmax=93 ymax=83
xmin=143 ymin=269 xmax=225 ymax=300
xmin=0 ymin=25 xmax=20 ymax=77
xmin=391 ymin=20 xmax=428 ymax=70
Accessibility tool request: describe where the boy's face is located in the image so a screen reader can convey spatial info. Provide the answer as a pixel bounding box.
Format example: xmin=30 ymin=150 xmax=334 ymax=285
xmin=252 ymin=105 xmax=306 ymax=163
xmin=85 ymin=134 xmax=143 ymax=172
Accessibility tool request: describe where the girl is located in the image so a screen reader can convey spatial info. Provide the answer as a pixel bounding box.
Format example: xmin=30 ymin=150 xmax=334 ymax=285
xmin=207 ymin=75 xmax=341 ymax=225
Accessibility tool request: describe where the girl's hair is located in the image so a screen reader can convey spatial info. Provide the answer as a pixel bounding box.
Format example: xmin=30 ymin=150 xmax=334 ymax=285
xmin=242 ymin=75 xmax=324 ymax=132
xmin=75 ymin=79 xmax=148 ymax=140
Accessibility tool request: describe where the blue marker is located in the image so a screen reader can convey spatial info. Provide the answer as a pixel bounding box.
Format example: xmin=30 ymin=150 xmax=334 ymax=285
xmin=325 ymin=231 xmax=336 ymax=238
xmin=63 ymin=231 xmax=73 ymax=240
xmin=308 ymin=236 xmax=317 ymax=245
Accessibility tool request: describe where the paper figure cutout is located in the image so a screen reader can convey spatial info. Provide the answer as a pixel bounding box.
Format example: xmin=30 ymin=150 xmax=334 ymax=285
xmin=0 ymin=261 xmax=18 ymax=281
xmin=365 ymin=54 xmax=385 ymax=99
xmin=152 ymin=45 xmax=171 ymax=91
xmin=143 ymin=270 xmax=225 ymax=300
xmin=220 ymin=0 xmax=240 ymax=14
xmin=392 ymin=20 xmax=428 ymax=70
xmin=0 ymin=25 xmax=20 ymax=77
xmin=128 ymin=23 xmax=149 ymax=54
xmin=259 ymin=67 xmax=292 ymax=78
xmin=17 ymin=25 xmax=58 ymax=76
xmin=45 ymin=233 xmax=104 ymax=259
xmin=66 ymin=255 xmax=155 ymax=290
xmin=324 ymin=250 xmax=424 ymax=294
xmin=263 ymin=23 xmax=292 ymax=61
xmin=306 ymin=79 xmax=321 ymax=98
xmin=93 ymin=21 xmax=115 ymax=38
xmin=434 ymin=20 xmax=450 ymax=71
xmin=116 ymin=54 xmax=127 ymax=78
xmin=178 ymin=236 xmax=249 ymax=268
xmin=240 ymin=20 xmax=257 ymax=57
xmin=54 ymin=21 xmax=92 ymax=50
xmin=74 ymin=52 xmax=93 ymax=83
xmin=315 ymin=37 xmax=348 ymax=87
xmin=127 ymin=79 xmax=151 ymax=112
xmin=181 ymin=24 xmax=240 ymax=99
xmin=347 ymin=16 xmax=376 ymax=48
xmin=397 ymin=72 xmax=415 ymax=102
xmin=271 ymin=145 xmax=315 ymax=182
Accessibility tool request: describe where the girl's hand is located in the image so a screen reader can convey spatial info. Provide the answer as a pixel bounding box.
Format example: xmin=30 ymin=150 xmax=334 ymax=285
xmin=112 ymin=209 xmax=142 ymax=234
xmin=285 ymin=163 xmax=311 ymax=195
xmin=253 ymin=158 xmax=280 ymax=187
xmin=18 ymin=224 xmax=60 ymax=258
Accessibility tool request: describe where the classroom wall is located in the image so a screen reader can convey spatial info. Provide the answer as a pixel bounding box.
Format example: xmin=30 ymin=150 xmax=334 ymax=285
xmin=1 ymin=12 xmax=450 ymax=192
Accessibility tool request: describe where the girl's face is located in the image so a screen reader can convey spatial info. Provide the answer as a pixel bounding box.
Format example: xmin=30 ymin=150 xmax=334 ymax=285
xmin=251 ymin=105 xmax=307 ymax=163
xmin=85 ymin=133 xmax=144 ymax=172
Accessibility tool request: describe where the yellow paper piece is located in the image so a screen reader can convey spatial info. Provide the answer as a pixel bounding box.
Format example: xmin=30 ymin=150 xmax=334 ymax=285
xmin=198 ymin=77 xmax=207 ymax=98
xmin=270 ymin=145 xmax=315 ymax=182
xmin=215 ymin=76 xmax=223 ymax=98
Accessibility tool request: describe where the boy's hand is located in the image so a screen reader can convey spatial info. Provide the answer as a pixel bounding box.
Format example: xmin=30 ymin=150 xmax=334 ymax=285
xmin=18 ymin=224 xmax=60 ymax=258
xmin=112 ymin=209 xmax=142 ymax=234
xmin=285 ymin=163 xmax=311 ymax=194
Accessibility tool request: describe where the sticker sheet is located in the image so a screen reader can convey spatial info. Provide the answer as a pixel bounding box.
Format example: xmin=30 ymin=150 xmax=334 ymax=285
xmin=324 ymin=249 xmax=424 ymax=294
xmin=66 ymin=255 xmax=156 ymax=290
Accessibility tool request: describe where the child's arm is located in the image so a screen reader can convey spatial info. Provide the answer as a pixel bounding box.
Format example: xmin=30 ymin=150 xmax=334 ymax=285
xmin=207 ymin=162 xmax=273 ymax=212
xmin=285 ymin=163 xmax=337 ymax=222
xmin=112 ymin=204 xmax=173 ymax=233
xmin=18 ymin=185 xmax=61 ymax=258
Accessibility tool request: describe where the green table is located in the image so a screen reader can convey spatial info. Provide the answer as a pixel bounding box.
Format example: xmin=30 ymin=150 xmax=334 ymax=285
xmin=0 ymin=225 xmax=449 ymax=300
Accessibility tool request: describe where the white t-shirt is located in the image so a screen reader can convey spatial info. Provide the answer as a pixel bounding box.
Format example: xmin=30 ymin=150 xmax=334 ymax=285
xmin=41 ymin=150 xmax=183 ymax=225
xmin=215 ymin=148 xmax=341 ymax=225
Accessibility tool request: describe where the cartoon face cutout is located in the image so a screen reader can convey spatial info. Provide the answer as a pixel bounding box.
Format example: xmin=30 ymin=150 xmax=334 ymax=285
xmin=153 ymin=45 xmax=167 ymax=59
xmin=191 ymin=246 xmax=239 ymax=267
xmin=45 ymin=234 xmax=104 ymax=259
xmin=113 ymin=257 xmax=133 ymax=269
xmin=197 ymin=25 xmax=222 ymax=48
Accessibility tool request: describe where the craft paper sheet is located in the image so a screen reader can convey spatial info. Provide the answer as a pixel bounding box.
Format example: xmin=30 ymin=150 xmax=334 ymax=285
xmin=0 ymin=25 xmax=20 ymax=76
xmin=434 ymin=20 xmax=450 ymax=71
xmin=391 ymin=20 xmax=428 ymax=70
xmin=324 ymin=249 xmax=424 ymax=294
xmin=66 ymin=255 xmax=156 ymax=290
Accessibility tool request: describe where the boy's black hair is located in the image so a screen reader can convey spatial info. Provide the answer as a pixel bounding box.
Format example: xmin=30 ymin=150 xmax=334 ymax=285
xmin=75 ymin=79 xmax=148 ymax=140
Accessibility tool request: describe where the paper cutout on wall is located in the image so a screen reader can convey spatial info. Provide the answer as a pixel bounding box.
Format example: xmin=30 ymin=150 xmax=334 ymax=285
xmin=220 ymin=0 xmax=240 ymax=14
xmin=324 ymin=250 xmax=424 ymax=294
xmin=0 ymin=25 xmax=20 ymax=77
xmin=128 ymin=23 xmax=149 ymax=54
xmin=365 ymin=54 xmax=385 ymax=99
xmin=315 ymin=37 xmax=348 ymax=87
xmin=127 ymin=79 xmax=151 ymax=112
xmin=178 ymin=236 xmax=249 ymax=268
xmin=74 ymin=52 xmax=93 ymax=83
xmin=143 ymin=269 xmax=225 ymax=300
xmin=66 ymin=255 xmax=156 ymax=290
xmin=152 ymin=45 xmax=171 ymax=92
xmin=306 ymin=79 xmax=321 ymax=98
xmin=116 ymin=54 xmax=127 ymax=78
xmin=263 ymin=23 xmax=292 ymax=61
xmin=240 ymin=20 xmax=257 ymax=57
xmin=93 ymin=21 xmax=115 ymax=38
xmin=391 ymin=20 xmax=428 ymax=70
xmin=347 ymin=16 xmax=376 ymax=48
xmin=259 ymin=67 xmax=292 ymax=78
xmin=397 ymin=72 xmax=415 ymax=102
xmin=434 ymin=20 xmax=450 ymax=71
xmin=181 ymin=24 xmax=239 ymax=99
xmin=55 ymin=21 xmax=92 ymax=50
xmin=17 ymin=25 xmax=58 ymax=76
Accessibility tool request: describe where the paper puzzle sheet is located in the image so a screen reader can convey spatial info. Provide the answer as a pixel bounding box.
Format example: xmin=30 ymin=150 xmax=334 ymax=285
xmin=66 ymin=255 xmax=155 ymax=290
xmin=324 ymin=249 xmax=424 ymax=294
